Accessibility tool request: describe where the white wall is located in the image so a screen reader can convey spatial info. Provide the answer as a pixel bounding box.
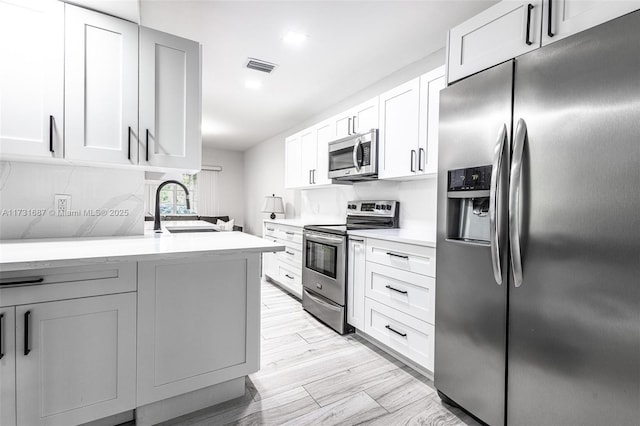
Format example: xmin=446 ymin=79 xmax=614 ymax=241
xmin=243 ymin=49 xmax=445 ymax=236
xmin=202 ymin=147 xmax=244 ymax=225
xmin=0 ymin=161 xmax=144 ymax=239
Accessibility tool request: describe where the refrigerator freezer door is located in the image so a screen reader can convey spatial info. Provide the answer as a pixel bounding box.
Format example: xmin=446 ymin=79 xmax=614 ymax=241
xmin=509 ymin=11 xmax=640 ymax=426
xmin=435 ymin=60 xmax=512 ymax=426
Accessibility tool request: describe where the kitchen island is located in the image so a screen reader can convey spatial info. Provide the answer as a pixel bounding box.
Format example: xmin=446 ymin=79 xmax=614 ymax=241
xmin=0 ymin=232 xmax=284 ymax=426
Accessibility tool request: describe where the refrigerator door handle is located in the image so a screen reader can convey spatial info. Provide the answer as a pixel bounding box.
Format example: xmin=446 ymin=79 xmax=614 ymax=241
xmin=509 ymin=118 xmax=527 ymax=287
xmin=489 ymin=124 xmax=507 ymax=285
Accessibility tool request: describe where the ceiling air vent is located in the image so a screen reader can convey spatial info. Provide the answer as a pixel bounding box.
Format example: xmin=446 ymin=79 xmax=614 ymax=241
xmin=246 ymin=58 xmax=277 ymax=74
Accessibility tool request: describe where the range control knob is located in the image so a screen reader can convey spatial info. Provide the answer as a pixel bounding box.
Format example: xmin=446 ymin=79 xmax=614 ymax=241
xmin=386 ymin=204 xmax=392 ymax=210
xmin=375 ymin=204 xmax=381 ymax=210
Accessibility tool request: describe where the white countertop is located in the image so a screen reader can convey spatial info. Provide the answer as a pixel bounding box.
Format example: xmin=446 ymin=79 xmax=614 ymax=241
xmin=263 ymin=218 xmax=315 ymax=228
xmin=0 ymin=231 xmax=285 ymax=272
xmin=347 ymin=228 xmax=437 ymax=247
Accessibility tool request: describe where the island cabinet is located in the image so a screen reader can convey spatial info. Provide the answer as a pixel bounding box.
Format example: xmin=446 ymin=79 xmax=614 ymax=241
xmin=0 ymin=263 xmax=137 ymax=426
xmin=136 ymin=253 xmax=260 ymax=406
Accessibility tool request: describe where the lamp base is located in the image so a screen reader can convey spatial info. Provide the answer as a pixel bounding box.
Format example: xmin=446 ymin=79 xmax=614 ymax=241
xmin=270 ymin=213 xmax=276 ymax=219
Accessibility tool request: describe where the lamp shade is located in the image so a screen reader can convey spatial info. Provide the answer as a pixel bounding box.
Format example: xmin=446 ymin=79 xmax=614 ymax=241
xmin=261 ymin=194 xmax=285 ymax=215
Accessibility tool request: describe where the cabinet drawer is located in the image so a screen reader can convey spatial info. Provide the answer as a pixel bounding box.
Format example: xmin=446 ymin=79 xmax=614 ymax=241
xmin=277 ymin=263 xmax=302 ymax=298
xmin=364 ymin=298 xmax=434 ymax=371
xmin=277 ymin=227 xmax=303 ymax=245
xmin=365 ymin=238 xmax=435 ymax=277
xmin=365 ymin=262 xmax=435 ymax=324
xmin=0 ymin=263 xmax=137 ymax=307
xmin=277 ymin=244 xmax=302 ymax=268
xmin=264 ymin=224 xmax=278 ymax=238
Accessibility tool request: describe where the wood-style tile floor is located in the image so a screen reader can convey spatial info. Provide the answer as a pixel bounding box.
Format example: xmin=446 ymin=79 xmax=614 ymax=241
xmin=159 ymin=280 xmax=481 ymax=426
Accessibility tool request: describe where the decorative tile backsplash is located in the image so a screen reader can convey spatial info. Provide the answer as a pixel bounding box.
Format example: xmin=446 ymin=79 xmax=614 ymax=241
xmin=0 ymin=161 xmax=144 ymax=240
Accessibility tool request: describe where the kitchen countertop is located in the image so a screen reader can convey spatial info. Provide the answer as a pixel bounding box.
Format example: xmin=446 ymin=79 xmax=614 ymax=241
xmin=0 ymin=231 xmax=285 ymax=272
xmin=347 ymin=228 xmax=437 ymax=247
xmin=263 ymin=218 xmax=320 ymax=228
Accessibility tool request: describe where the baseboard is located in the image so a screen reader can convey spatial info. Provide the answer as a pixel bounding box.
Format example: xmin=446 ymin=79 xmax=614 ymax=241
xmin=135 ymin=377 xmax=245 ymax=426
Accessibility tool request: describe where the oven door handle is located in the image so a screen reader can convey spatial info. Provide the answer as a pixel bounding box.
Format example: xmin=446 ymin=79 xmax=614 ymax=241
xmin=304 ymin=233 xmax=345 ymax=244
xmin=352 ymin=138 xmax=362 ymax=171
xmin=304 ymin=289 xmax=342 ymax=312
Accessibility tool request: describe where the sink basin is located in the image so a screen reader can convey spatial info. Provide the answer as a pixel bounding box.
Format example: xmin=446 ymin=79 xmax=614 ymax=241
xmin=165 ymin=227 xmax=219 ymax=233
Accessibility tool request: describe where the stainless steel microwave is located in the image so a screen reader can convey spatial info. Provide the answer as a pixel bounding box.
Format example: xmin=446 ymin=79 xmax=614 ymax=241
xmin=327 ymin=129 xmax=378 ymax=181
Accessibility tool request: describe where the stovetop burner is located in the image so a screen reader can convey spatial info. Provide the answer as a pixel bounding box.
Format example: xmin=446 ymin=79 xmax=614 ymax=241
xmin=304 ymin=201 xmax=399 ymax=236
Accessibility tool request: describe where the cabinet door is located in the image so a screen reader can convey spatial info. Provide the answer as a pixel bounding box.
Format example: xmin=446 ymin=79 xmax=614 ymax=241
xmin=418 ymin=66 xmax=446 ymax=175
xmin=64 ymin=4 xmax=139 ymax=164
xmin=137 ymin=255 xmax=259 ymax=405
xmin=378 ymin=78 xmax=420 ymax=179
xmin=353 ymin=97 xmax=379 ymax=134
xmin=284 ymin=133 xmax=302 ymax=188
xmin=15 ymin=293 xmax=136 ymax=426
xmin=140 ymin=27 xmax=201 ymax=171
xmin=314 ymin=120 xmax=333 ymax=185
xmin=347 ymin=238 xmax=366 ymax=330
xmin=447 ymin=1 xmax=542 ymax=83
xmin=0 ymin=307 xmax=15 ymax=426
xmin=542 ymin=0 xmax=640 ymax=46
xmin=0 ymin=0 xmax=63 ymax=158
xmin=333 ymin=112 xmax=352 ymax=140
xmin=299 ymin=127 xmax=317 ymax=187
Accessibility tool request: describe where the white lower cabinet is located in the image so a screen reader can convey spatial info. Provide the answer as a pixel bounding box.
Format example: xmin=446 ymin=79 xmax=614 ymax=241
xmin=137 ymin=254 xmax=260 ymax=405
xmin=15 ymin=294 xmax=136 ymax=426
xmin=349 ymin=236 xmax=437 ymax=373
xmin=364 ymin=298 xmax=434 ymax=371
xmin=262 ymin=221 xmax=303 ymax=298
xmin=0 ymin=307 xmax=16 ymax=426
xmin=347 ymin=238 xmax=366 ymax=329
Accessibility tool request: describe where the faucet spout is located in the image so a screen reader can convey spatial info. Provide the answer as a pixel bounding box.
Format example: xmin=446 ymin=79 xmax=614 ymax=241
xmin=154 ymin=180 xmax=191 ymax=232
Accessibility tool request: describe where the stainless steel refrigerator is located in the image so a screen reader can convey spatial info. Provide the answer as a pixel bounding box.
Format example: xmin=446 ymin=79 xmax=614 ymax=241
xmin=435 ymin=10 xmax=640 ymax=426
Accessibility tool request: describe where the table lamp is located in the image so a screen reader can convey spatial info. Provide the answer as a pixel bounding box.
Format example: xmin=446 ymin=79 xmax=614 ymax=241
xmin=261 ymin=194 xmax=284 ymax=219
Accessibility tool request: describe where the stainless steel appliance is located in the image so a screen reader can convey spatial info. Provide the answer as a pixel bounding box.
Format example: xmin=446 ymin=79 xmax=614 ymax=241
xmin=327 ymin=129 xmax=378 ymax=181
xmin=302 ymin=201 xmax=399 ymax=334
xmin=436 ymin=11 xmax=640 ymax=426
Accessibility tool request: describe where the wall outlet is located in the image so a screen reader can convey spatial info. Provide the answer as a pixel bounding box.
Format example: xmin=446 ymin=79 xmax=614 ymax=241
xmin=55 ymin=194 xmax=71 ymax=216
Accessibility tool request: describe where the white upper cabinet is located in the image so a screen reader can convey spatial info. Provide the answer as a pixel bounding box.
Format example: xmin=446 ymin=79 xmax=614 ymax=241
xmin=139 ymin=27 xmax=202 ymax=171
xmin=314 ymin=120 xmax=333 ymax=186
xmin=542 ymin=0 xmax=640 ymax=46
xmin=0 ymin=0 xmax=64 ymax=158
xmin=64 ymin=5 xmax=138 ymax=165
xmin=331 ymin=97 xmax=379 ymax=140
xmin=447 ymin=1 xmax=542 ymax=83
xmin=299 ymin=127 xmax=317 ymax=187
xmin=379 ymin=66 xmax=445 ymax=180
xmin=285 ymin=132 xmax=302 ymax=189
xmin=378 ymin=78 xmax=421 ymax=179
xmin=418 ymin=66 xmax=446 ymax=175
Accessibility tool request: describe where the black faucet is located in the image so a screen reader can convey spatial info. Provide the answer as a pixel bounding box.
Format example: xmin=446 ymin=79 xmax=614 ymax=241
xmin=154 ymin=180 xmax=191 ymax=232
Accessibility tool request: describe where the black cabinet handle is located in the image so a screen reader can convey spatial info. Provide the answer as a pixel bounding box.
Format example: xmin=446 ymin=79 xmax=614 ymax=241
xmin=266 ymin=227 xmax=275 ymax=231
xmin=526 ymin=4 xmax=534 ymax=45
xmin=285 ymin=251 xmax=294 ymax=256
xmin=0 ymin=313 xmax=4 ymax=360
xmin=285 ymin=274 xmax=294 ymax=280
xmin=385 ymin=324 xmax=407 ymax=337
xmin=386 ymin=252 xmax=409 ymax=259
xmin=385 ymin=285 xmax=408 ymax=294
xmin=127 ymin=126 xmax=131 ymax=160
xmin=548 ymin=0 xmax=554 ymax=37
xmin=285 ymin=231 xmax=295 ymax=235
xmin=145 ymin=129 xmax=150 ymax=162
xmin=49 ymin=115 xmax=54 ymax=153
xmin=24 ymin=311 xmax=31 ymax=356
xmin=1 ymin=277 xmax=44 ymax=286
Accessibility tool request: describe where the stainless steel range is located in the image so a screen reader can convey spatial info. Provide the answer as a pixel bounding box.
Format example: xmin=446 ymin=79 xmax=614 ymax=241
xmin=302 ymin=201 xmax=399 ymax=334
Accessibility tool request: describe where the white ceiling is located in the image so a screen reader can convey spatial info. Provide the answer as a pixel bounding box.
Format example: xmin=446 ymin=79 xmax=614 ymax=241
xmin=139 ymin=0 xmax=497 ymax=151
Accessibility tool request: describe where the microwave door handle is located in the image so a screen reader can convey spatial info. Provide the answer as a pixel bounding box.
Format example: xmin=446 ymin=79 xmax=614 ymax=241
xmin=352 ymin=138 xmax=362 ymax=171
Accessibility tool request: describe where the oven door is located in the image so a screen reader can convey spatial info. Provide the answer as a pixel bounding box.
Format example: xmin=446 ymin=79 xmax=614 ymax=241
xmin=302 ymin=231 xmax=346 ymax=305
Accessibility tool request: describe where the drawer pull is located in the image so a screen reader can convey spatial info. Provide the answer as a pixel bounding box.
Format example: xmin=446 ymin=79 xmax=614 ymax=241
xmin=285 ymin=231 xmax=295 ymax=235
xmin=0 ymin=277 xmax=44 ymax=286
xmin=385 ymin=285 xmax=408 ymax=294
xmin=24 ymin=311 xmax=31 ymax=356
xmin=285 ymin=251 xmax=295 ymax=256
xmin=385 ymin=324 xmax=407 ymax=337
xmin=285 ymin=274 xmax=294 ymax=280
xmin=386 ymin=252 xmax=409 ymax=259
xmin=0 ymin=313 xmax=4 ymax=359
xmin=266 ymin=227 xmax=275 ymax=231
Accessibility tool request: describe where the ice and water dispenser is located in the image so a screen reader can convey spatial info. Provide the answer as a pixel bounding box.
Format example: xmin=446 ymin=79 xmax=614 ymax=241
xmin=446 ymin=165 xmax=492 ymax=243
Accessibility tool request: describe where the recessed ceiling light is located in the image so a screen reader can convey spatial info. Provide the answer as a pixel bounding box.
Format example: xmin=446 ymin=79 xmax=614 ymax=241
xmin=245 ymin=80 xmax=262 ymax=90
xmin=283 ymin=31 xmax=307 ymax=46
